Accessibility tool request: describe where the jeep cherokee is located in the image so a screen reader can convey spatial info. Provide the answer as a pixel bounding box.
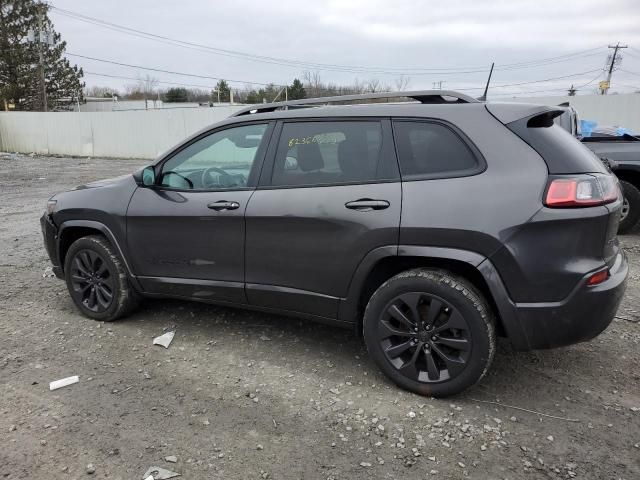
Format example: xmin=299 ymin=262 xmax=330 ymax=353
xmin=41 ymin=91 xmax=628 ymax=397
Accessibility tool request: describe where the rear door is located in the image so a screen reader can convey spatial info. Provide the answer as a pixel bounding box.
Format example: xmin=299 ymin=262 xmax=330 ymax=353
xmin=244 ymin=118 xmax=401 ymax=318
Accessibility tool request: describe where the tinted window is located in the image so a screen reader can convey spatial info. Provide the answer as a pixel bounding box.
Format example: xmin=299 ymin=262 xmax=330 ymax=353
xmin=393 ymin=121 xmax=479 ymax=178
xmin=160 ymin=123 xmax=268 ymax=190
xmin=271 ymin=121 xmax=383 ymax=186
xmin=507 ymin=118 xmax=606 ymax=174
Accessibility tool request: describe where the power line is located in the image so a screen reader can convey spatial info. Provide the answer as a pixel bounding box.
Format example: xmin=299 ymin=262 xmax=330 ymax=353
xmin=616 ymin=83 xmax=640 ymax=90
xmin=450 ymin=69 xmax=603 ymax=91
xmin=69 ymin=51 xmax=603 ymax=95
xmin=489 ymin=87 xmax=569 ymax=97
xmin=50 ymin=5 xmax=607 ymax=76
xmin=65 ymin=52 xmax=280 ymax=87
xmin=84 ymin=71 xmax=218 ymax=90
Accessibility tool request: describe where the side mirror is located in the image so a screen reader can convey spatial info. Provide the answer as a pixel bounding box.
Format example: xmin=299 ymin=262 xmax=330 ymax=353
xmin=141 ymin=166 xmax=156 ymax=186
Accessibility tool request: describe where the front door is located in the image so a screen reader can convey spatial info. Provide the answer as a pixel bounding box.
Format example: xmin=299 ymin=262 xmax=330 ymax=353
xmin=245 ymin=119 xmax=401 ymax=318
xmin=127 ymin=122 xmax=272 ymax=303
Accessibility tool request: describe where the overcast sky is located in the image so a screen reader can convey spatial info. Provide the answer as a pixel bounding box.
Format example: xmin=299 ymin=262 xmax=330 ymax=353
xmin=48 ymin=0 xmax=640 ymax=98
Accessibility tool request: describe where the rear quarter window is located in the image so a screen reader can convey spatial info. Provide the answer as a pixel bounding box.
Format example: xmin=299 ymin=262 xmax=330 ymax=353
xmin=507 ymin=114 xmax=608 ymax=174
xmin=393 ymin=121 xmax=483 ymax=180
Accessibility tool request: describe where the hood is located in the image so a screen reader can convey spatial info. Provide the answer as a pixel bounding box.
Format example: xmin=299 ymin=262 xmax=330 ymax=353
xmin=73 ymin=173 xmax=133 ymax=191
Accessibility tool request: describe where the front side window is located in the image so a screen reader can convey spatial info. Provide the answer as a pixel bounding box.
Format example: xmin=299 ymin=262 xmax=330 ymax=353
xmin=271 ymin=121 xmax=383 ymax=187
xmin=393 ymin=121 xmax=480 ymax=179
xmin=160 ymin=123 xmax=268 ymax=190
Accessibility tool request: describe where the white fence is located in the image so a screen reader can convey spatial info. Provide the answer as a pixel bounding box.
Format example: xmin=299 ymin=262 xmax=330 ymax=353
xmin=503 ymin=93 xmax=640 ymax=133
xmin=0 ymin=106 xmax=243 ymax=159
xmin=1 ymin=94 xmax=639 ymax=159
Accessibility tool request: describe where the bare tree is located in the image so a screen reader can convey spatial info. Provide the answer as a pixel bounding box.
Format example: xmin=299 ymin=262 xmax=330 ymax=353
xmin=302 ymin=70 xmax=323 ymax=97
xmin=137 ymin=74 xmax=159 ymax=108
xmin=366 ymin=78 xmax=382 ymax=93
xmin=123 ymin=83 xmax=144 ymax=100
xmin=394 ymin=75 xmax=411 ymax=91
xmin=351 ymin=78 xmax=366 ymax=94
xmin=84 ymin=85 xmax=118 ymax=98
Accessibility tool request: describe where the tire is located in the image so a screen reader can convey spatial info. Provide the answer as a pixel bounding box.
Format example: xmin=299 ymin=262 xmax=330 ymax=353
xmin=363 ymin=269 xmax=495 ymax=398
xmin=64 ymin=235 xmax=139 ymax=321
xmin=618 ymin=180 xmax=640 ymax=234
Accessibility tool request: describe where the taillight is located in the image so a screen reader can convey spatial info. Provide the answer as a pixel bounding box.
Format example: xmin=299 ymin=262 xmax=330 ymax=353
xmin=544 ymin=174 xmax=620 ymax=208
xmin=587 ymin=269 xmax=610 ymax=286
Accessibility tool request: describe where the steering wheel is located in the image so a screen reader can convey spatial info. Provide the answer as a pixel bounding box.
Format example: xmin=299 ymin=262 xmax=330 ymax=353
xmin=201 ymin=166 xmax=230 ymax=189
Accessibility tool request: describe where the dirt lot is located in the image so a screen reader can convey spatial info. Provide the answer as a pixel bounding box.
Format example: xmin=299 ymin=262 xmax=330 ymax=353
xmin=1 ymin=153 xmax=639 ymax=480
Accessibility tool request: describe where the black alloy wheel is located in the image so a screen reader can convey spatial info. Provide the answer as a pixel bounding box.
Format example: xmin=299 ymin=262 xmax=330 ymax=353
xmin=69 ymin=249 xmax=115 ymax=313
xmin=363 ymin=269 xmax=495 ymax=397
xmin=64 ymin=235 xmax=139 ymax=321
xmin=377 ymin=292 xmax=471 ymax=383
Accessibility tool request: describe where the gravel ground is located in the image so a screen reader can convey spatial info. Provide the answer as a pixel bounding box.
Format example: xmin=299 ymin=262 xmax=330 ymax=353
xmin=1 ymin=153 xmax=639 ymax=480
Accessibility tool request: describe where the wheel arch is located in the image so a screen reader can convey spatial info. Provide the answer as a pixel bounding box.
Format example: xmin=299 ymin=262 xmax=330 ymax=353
xmin=58 ymin=220 xmax=134 ymax=278
xmin=340 ymin=245 xmax=527 ymax=349
xmin=614 ymin=167 xmax=640 ymax=187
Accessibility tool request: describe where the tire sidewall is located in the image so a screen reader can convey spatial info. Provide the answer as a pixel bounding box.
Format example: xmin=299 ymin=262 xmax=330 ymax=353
xmin=363 ymin=271 xmax=494 ymax=397
xmin=618 ymin=180 xmax=640 ymax=234
xmin=64 ymin=236 xmax=125 ymax=321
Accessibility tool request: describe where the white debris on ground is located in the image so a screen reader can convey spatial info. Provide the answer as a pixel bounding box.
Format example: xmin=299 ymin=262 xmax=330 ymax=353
xmin=49 ymin=375 xmax=79 ymax=391
xmin=153 ymin=331 xmax=175 ymax=348
xmin=42 ymin=266 xmax=55 ymax=278
xmin=142 ymin=466 xmax=181 ymax=479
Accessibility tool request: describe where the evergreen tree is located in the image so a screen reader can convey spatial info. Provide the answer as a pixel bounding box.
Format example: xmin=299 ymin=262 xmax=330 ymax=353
xmin=245 ymin=89 xmax=262 ymax=104
xmin=0 ymin=0 xmax=85 ymax=111
xmin=288 ymin=78 xmax=306 ymax=100
xmin=164 ymin=87 xmax=188 ymax=103
xmin=214 ymin=80 xmax=230 ymax=102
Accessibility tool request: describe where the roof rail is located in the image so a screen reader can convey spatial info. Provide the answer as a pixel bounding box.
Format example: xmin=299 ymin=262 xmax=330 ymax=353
xmin=231 ymin=90 xmax=479 ymax=116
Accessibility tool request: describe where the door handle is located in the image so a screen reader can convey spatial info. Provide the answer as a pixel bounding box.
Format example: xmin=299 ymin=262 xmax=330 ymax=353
xmin=345 ymin=199 xmax=390 ymax=211
xmin=207 ymin=200 xmax=240 ymax=211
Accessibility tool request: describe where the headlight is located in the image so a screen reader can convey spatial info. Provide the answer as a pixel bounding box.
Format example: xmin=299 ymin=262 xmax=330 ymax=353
xmin=46 ymin=199 xmax=57 ymax=215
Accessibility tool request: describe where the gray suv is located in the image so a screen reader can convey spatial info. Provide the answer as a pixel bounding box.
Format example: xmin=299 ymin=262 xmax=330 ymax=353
xmin=41 ymin=91 xmax=628 ymax=397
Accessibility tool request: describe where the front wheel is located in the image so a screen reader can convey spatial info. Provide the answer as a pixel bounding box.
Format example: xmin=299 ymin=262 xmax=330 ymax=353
xmin=618 ymin=180 xmax=640 ymax=234
xmin=363 ymin=269 xmax=495 ymax=397
xmin=64 ymin=235 xmax=139 ymax=321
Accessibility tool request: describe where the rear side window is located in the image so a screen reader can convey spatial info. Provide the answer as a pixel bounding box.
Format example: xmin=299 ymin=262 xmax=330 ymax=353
xmin=271 ymin=121 xmax=384 ymax=186
xmin=507 ymin=113 xmax=607 ymax=174
xmin=393 ymin=121 xmax=481 ymax=179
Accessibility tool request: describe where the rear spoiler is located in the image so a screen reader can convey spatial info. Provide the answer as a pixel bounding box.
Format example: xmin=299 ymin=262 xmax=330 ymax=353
xmin=485 ymin=103 xmax=564 ymax=125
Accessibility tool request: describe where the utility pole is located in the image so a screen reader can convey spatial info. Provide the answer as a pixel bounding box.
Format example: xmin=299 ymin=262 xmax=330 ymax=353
xmin=37 ymin=3 xmax=47 ymax=112
xmin=568 ymin=84 xmax=576 ymax=96
xmin=601 ymin=42 xmax=628 ymax=95
xmin=432 ymin=81 xmax=444 ymax=90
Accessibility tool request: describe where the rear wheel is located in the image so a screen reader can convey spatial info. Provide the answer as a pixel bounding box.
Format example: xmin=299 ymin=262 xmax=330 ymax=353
xmin=618 ymin=180 xmax=640 ymax=234
xmin=363 ymin=269 xmax=495 ymax=397
xmin=64 ymin=235 xmax=138 ymax=321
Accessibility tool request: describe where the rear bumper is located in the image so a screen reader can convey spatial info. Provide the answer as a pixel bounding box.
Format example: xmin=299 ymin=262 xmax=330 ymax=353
xmin=40 ymin=213 xmax=63 ymax=279
xmin=513 ymin=251 xmax=627 ymax=350
xmin=481 ymin=250 xmax=628 ymax=351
